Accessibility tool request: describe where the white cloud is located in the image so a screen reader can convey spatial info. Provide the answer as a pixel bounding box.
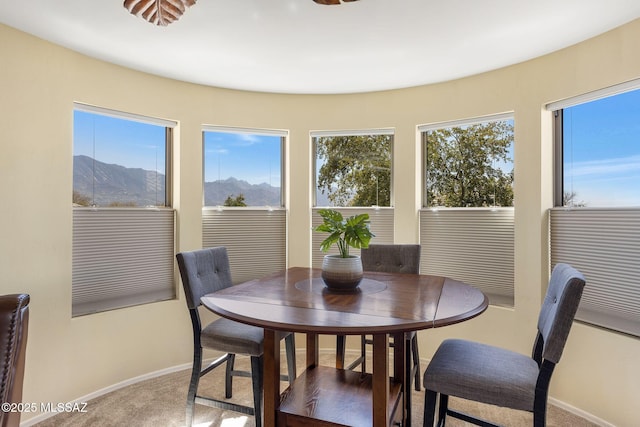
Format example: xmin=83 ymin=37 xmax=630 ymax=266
xmin=567 ymin=154 xmax=640 ymax=177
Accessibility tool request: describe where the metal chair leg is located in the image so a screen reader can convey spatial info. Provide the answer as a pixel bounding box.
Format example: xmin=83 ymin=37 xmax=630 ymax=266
xmin=186 ymin=346 xmax=202 ymax=427
xmin=423 ymin=389 xmax=437 ymax=427
xmin=533 ymin=407 xmax=547 ymax=427
xmin=360 ymin=334 xmax=367 ymax=372
xmin=412 ymin=334 xmax=421 ymax=391
xmin=251 ymin=355 xmax=264 ymax=427
xmin=225 ymin=353 xmax=235 ymax=398
xmin=438 ymin=394 xmax=449 ymax=426
xmin=285 ymin=334 xmax=297 ymax=385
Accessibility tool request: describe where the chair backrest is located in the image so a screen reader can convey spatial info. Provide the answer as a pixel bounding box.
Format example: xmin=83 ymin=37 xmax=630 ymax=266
xmin=536 ymin=263 xmax=585 ymax=364
xmin=0 ymin=294 xmax=30 ymax=427
xmin=361 ymin=244 xmax=421 ymax=274
xmin=176 ymin=247 xmax=233 ymax=310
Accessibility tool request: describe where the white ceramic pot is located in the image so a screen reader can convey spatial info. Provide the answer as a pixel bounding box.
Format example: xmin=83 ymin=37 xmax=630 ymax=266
xmin=321 ymin=254 xmax=363 ymax=291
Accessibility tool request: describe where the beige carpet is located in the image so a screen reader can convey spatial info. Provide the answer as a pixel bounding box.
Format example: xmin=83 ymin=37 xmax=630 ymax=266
xmin=35 ymin=351 xmax=597 ymax=427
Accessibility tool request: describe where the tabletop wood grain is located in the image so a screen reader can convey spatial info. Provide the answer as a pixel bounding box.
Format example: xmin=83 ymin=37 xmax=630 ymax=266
xmin=201 ymin=267 xmax=488 ymax=335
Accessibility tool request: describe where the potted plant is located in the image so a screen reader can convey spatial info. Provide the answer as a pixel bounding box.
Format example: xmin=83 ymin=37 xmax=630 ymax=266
xmin=314 ymin=209 xmax=375 ymax=291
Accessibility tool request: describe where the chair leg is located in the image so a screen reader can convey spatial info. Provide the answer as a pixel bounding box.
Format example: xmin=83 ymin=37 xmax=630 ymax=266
xmin=423 ymin=389 xmax=437 ymax=427
xmin=533 ymin=405 xmax=547 ymax=427
xmin=251 ymin=355 xmax=264 ymax=427
xmin=412 ymin=334 xmax=421 ymax=391
xmin=533 ymin=392 xmax=548 ymax=427
xmin=225 ymin=353 xmax=235 ymax=399
xmin=186 ymin=346 xmax=202 ymax=427
xmin=360 ymin=334 xmax=367 ymax=373
xmin=285 ymin=333 xmax=297 ymax=385
xmin=438 ymin=394 xmax=449 ymax=427
xmin=336 ymin=335 xmax=366 ymax=372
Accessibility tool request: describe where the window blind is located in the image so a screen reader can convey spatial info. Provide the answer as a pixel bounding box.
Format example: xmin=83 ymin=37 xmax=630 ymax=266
xmin=72 ymin=208 xmax=176 ymax=317
xmin=419 ymin=208 xmax=514 ymax=306
xmin=311 ymin=207 xmax=395 ymax=268
xmin=549 ymin=207 xmax=640 ymax=337
xmin=202 ymin=208 xmax=287 ymax=284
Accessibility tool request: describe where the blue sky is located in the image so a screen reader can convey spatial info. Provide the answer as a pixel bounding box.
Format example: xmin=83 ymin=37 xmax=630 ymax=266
xmin=203 ymin=131 xmax=281 ymax=186
xmin=563 ymin=89 xmax=640 ymax=207
xmin=74 ymin=110 xmax=166 ymax=173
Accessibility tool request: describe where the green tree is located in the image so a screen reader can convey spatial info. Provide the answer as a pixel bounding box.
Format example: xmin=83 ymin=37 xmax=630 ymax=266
xmin=224 ymin=193 xmax=247 ymax=207
xmin=72 ymin=190 xmax=91 ymax=206
xmin=426 ymin=122 xmax=514 ymax=207
xmin=108 ymin=201 xmax=138 ymax=207
xmin=316 ymin=135 xmax=391 ymax=207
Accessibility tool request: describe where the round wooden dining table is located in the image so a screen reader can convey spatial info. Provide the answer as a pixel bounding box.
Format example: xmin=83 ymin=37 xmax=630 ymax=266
xmin=201 ymin=267 xmax=488 ymax=427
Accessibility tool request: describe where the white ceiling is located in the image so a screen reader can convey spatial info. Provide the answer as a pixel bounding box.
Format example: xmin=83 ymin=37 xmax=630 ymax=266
xmin=2 ymin=0 xmax=639 ymax=94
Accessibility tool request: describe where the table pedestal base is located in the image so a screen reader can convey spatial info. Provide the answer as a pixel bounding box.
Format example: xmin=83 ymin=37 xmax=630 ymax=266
xmin=277 ymin=365 xmax=403 ymax=427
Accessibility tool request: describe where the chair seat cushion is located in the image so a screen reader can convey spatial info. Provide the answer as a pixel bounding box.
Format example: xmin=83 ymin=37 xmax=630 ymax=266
xmin=201 ymin=318 xmax=291 ymax=357
xmin=201 ymin=317 xmax=265 ymax=356
xmin=424 ymin=339 xmax=540 ymax=411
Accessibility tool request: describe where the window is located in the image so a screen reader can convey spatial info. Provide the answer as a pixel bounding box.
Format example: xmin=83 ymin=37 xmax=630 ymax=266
xmin=202 ymin=126 xmax=287 ymax=283
xmin=419 ymin=114 xmax=515 ymax=306
xmin=423 ymin=117 xmax=514 ymax=208
xmin=203 ymin=127 xmax=283 ymax=208
xmin=557 ymin=89 xmax=640 ymax=208
xmin=549 ymin=82 xmax=640 ymax=337
xmin=311 ymin=130 xmax=394 ymax=268
xmin=72 ymin=103 xmax=176 ymax=316
xmin=73 ymin=108 xmax=170 ymax=208
xmin=313 ymin=130 xmax=392 ymax=208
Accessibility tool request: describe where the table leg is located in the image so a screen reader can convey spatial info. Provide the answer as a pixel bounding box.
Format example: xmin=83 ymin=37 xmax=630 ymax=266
xmin=383 ymin=332 xmax=407 ymax=426
xmin=372 ymin=333 xmax=389 ymax=426
xmin=335 ymin=334 xmax=346 ymax=369
xmin=396 ymin=332 xmax=409 ymax=427
xmin=264 ymin=329 xmax=279 ymax=427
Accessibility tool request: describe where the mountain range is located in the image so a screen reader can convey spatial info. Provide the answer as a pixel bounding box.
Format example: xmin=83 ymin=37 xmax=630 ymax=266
xmin=73 ymin=155 xmax=281 ymax=207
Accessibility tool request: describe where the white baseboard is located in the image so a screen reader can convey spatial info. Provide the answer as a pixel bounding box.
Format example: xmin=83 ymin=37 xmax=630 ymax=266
xmin=548 ymin=397 xmax=614 ymax=427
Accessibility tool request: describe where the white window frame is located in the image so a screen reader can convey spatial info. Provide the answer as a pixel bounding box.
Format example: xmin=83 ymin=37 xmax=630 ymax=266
xmin=311 ymin=128 xmax=394 ymax=208
xmin=548 ymin=81 xmax=640 ymax=337
xmin=419 ymin=113 xmax=515 ymax=306
xmin=202 ymin=125 xmax=286 ymax=208
xmin=72 ymin=104 xmax=176 ymax=316
xmin=202 ymin=126 xmax=288 ymax=283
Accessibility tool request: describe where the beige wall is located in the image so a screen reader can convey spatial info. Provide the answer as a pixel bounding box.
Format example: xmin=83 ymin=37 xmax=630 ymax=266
xmin=1 ymin=18 xmax=639 ymax=426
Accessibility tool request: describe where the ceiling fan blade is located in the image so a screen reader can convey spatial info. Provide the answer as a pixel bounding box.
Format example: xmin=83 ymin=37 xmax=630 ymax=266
xmin=124 ymin=0 xmax=197 ymax=26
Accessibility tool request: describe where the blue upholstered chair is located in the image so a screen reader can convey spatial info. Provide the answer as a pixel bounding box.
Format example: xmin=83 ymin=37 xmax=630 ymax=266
xmin=337 ymin=244 xmax=422 ymax=391
xmin=176 ymin=247 xmax=296 ymax=427
xmin=423 ymin=263 xmax=586 ymax=427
